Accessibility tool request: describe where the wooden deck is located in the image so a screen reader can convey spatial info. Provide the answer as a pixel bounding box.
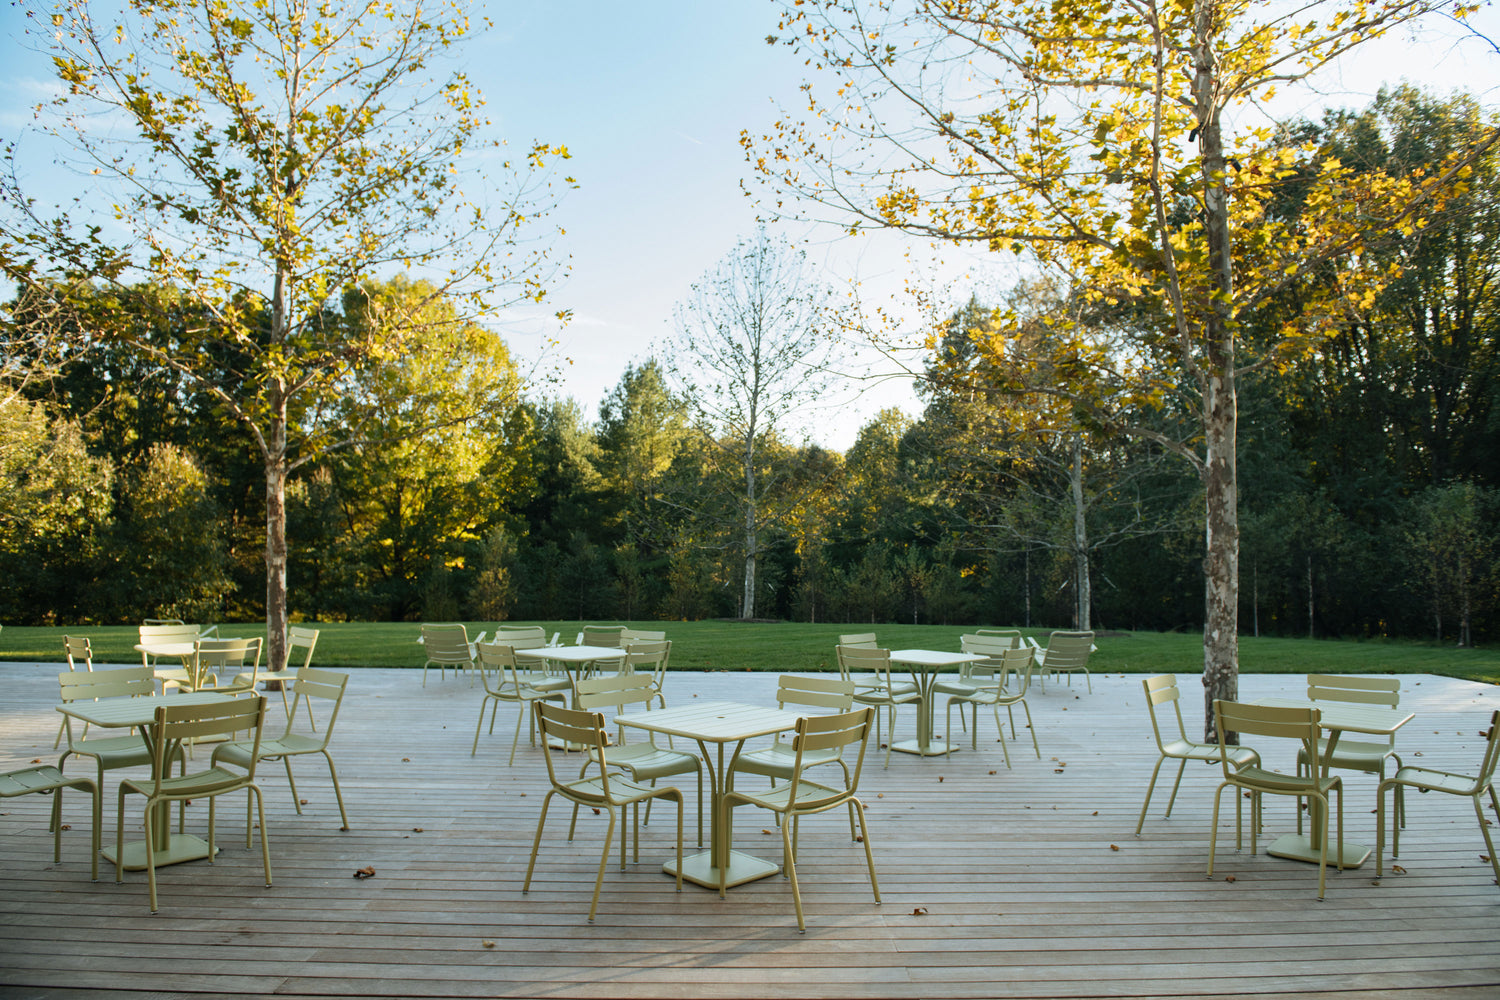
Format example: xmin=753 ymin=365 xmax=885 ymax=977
xmin=2 ymin=661 xmax=1498 ymax=999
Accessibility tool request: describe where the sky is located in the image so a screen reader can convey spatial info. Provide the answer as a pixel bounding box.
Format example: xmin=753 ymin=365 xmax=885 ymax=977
xmin=3 ymin=2 xmax=1498 ymax=450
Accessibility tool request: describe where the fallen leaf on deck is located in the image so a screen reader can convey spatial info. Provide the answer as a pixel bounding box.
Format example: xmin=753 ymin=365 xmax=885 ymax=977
xmin=59 ymin=824 xmax=71 ymax=831
xmin=300 ymin=799 xmax=309 ymax=805
xmin=353 ymin=866 xmax=376 ymax=879
xmin=1225 ymin=875 xmax=1236 ymax=883
xmin=988 ymin=770 xmax=997 ymax=775
xmin=937 ymin=776 xmax=944 ymax=783
xmin=30 ymin=759 xmax=40 ymax=764
xmin=592 ymin=808 xmax=600 ymax=815
xmin=1053 ymin=769 xmax=1064 ymax=774
xmin=1110 ymin=844 xmax=1119 ymax=851
xmin=911 ymin=907 xmax=928 ymax=916
xmin=1392 ymin=865 xmax=1407 ymax=874
xmin=1092 ymin=811 xmax=1099 ymax=816
xmin=412 ymin=827 xmax=423 ymax=833
xmin=877 ymin=793 xmax=883 ymax=798
xmin=481 ymin=940 xmax=495 ymax=949
xmin=1481 ymin=855 xmax=1492 ymax=863
xmin=402 ymin=758 xmax=410 ymax=763
xmin=763 ymin=829 xmax=775 ymax=835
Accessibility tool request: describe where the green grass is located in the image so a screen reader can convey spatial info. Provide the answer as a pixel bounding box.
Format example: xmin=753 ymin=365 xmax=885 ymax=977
xmin=3 ymin=621 xmax=1498 ymax=684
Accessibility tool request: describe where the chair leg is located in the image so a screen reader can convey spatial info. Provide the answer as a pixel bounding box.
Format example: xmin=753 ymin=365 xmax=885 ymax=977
xmin=522 ymin=790 xmax=556 ymax=894
xmin=283 ymin=757 xmax=302 ymax=816
xmin=990 ymin=703 xmax=1012 ymax=768
xmin=1475 ymin=792 xmax=1500 ymax=887
xmin=592 ymin=804 xmax=619 ymax=923
xmin=854 ymin=795 xmax=881 ymax=906
xmin=143 ymin=799 xmax=160 ymax=913
xmin=322 ymin=752 xmax=349 ymax=832
xmin=781 ymin=810 xmax=805 ymax=933
xmin=472 ymin=697 xmax=490 ymax=756
xmin=1376 ymin=779 xmax=1391 ymax=877
xmin=252 ymin=783 xmax=272 ymax=887
xmin=1207 ymin=781 xmax=1226 ymax=878
xmin=1136 ymin=755 xmax=1168 ymax=836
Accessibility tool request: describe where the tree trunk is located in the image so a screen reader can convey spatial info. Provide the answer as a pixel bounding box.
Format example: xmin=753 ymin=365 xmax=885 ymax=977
xmin=1194 ymin=4 xmax=1239 ymax=742
xmin=1071 ymin=433 xmax=1090 ymax=630
xmin=742 ymin=444 xmax=757 ymax=620
xmin=1306 ymin=554 xmax=1315 ymax=639
xmin=265 ymin=426 xmax=289 ymax=685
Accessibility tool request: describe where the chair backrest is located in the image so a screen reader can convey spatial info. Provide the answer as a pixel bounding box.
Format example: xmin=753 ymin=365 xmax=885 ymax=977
xmin=139 ymin=623 xmax=203 ymax=645
xmin=1307 ymin=673 xmax=1399 ymax=748
xmin=533 ymin=701 xmax=623 ymax=802
xmin=580 ymin=625 xmax=627 ymax=647
xmin=194 ymin=637 xmax=262 ymax=687
xmin=784 ymin=707 xmax=875 ymax=804
xmin=835 ymin=644 xmax=897 ymax=688
xmin=143 ymin=618 xmax=184 ymax=626
xmin=622 ymin=628 xmax=666 ymax=643
xmin=992 ymin=645 xmax=1035 ymax=697
xmin=1042 ymin=631 xmax=1095 ymax=669
xmin=282 ymin=667 xmax=349 ymax=743
xmin=623 ymin=639 xmax=671 ymax=682
xmin=575 ymin=672 xmax=657 ymax=715
xmin=63 ymin=635 xmax=93 ymax=671
xmin=1213 ymin=700 xmax=1321 ymax=780
xmin=973 ymin=628 xmax=1024 ymax=647
xmin=493 ymin=626 xmax=548 ymax=647
xmin=775 ymin=674 xmax=856 ymax=713
xmin=148 ymin=696 xmax=267 ymax=791
xmin=838 ymin=632 xmax=878 ymax=648
xmin=1306 ymin=674 xmax=1399 ymax=708
xmin=1142 ymin=674 xmax=1190 ymax=748
xmin=287 ymin=626 xmax=320 ymax=669
xmin=421 ymin=624 xmax=473 ymax=663
xmin=960 ymin=633 xmax=1020 ymax=658
xmin=59 ymin=665 xmax=155 ymax=703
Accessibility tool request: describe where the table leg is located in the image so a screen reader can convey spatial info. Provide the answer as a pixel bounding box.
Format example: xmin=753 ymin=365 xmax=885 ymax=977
xmin=661 ymin=738 xmax=780 ymax=890
xmin=1265 ymin=730 xmax=1366 ymax=867
xmin=891 ymin=668 xmax=954 ymax=757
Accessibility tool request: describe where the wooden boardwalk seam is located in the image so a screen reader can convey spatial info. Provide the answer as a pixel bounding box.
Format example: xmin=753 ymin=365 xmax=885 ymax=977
xmin=2 ymin=662 xmax=1497 ymax=998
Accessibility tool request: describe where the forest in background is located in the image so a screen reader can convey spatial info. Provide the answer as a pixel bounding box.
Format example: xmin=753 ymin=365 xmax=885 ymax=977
xmin=2 ymin=86 xmax=1496 ymax=644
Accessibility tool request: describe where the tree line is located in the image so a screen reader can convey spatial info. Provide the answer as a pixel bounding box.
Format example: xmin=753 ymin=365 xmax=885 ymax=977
xmin=4 ymin=86 xmax=1496 ymax=644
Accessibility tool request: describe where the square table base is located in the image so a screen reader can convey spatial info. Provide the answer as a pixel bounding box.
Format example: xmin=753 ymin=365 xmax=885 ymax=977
xmin=104 ymin=833 xmax=218 ymax=871
xmin=1265 ymin=832 xmax=1370 ymax=868
xmin=891 ymin=737 xmax=959 ymax=757
xmin=665 ymin=849 xmax=780 ymax=890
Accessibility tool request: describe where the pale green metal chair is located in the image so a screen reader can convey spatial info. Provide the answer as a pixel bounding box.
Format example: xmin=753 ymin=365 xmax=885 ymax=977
xmin=472 ymin=640 xmax=569 ymax=764
xmin=574 ymin=672 xmax=703 ymax=847
xmin=116 ymin=696 xmax=271 ymax=912
xmin=59 ymin=667 xmax=184 ymax=791
xmin=1208 ymin=700 xmax=1344 ymax=900
xmin=836 ymin=645 xmax=921 ymax=768
xmin=211 ymin=667 xmax=352 ymax=833
xmin=1299 ymin=673 xmax=1405 ymax=832
xmin=1377 ymin=708 xmax=1500 ymax=888
xmin=420 ymin=623 xmax=477 ymax=687
xmin=724 ymin=706 xmax=881 ymax=933
xmin=1036 ymin=630 xmax=1095 ymax=692
xmin=55 ymin=635 xmax=96 ymax=749
xmin=278 ymin=626 xmax=321 ymax=728
xmin=0 ymin=765 xmax=100 ymax=881
xmin=1136 ymin=674 xmax=1258 ymax=835
xmin=943 ymin=646 xmax=1040 ymax=767
xmin=522 ymin=701 xmax=684 ymax=923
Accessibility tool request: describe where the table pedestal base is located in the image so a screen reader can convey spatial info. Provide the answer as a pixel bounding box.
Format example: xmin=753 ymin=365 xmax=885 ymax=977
xmin=104 ymin=833 xmax=218 ymax=871
xmin=891 ymin=737 xmax=959 ymax=757
xmin=1265 ymin=832 xmax=1370 ymax=869
xmin=665 ymin=849 xmax=779 ymax=890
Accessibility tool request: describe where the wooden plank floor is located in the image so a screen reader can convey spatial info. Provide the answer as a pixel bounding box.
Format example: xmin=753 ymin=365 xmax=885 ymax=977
xmin=2 ymin=661 xmax=1498 ymax=999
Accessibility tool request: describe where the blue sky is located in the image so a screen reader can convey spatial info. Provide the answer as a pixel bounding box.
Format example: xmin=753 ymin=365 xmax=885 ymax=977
xmin=4 ymin=2 xmax=1498 ymax=449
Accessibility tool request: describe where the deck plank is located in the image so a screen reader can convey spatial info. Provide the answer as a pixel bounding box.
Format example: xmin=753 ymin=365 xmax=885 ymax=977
xmin=2 ymin=663 xmax=1497 ymax=998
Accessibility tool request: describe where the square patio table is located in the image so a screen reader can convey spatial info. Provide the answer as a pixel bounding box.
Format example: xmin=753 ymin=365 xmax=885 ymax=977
xmin=56 ymin=691 xmax=232 ymax=870
xmin=887 ymin=649 xmax=987 ymax=756
xmin=615 ymin=700 xmax=801 ymax=890
xmin=1252 ymin=696 xmax=1414 ymax=868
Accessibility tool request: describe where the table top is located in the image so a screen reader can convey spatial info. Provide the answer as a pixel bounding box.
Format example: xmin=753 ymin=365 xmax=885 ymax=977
xmin=56 ymin=691 xmax=233 ymax=727
xmin=134 ymin=641 xmax=199 ymax=657
xmin=616 ymin=701 xmax=801 ymax=743
xmin=888 ymin=649 xmax=987 ymax=668
xmin=1254 ymin=697 xmax=1414 ymax=737
xmin=515 ymin=644 xmax=628 ymax=663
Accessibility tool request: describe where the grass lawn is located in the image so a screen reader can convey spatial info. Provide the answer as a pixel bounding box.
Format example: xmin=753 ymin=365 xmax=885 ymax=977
xmin=3 ymin=620 xmax=1498 ymax=684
